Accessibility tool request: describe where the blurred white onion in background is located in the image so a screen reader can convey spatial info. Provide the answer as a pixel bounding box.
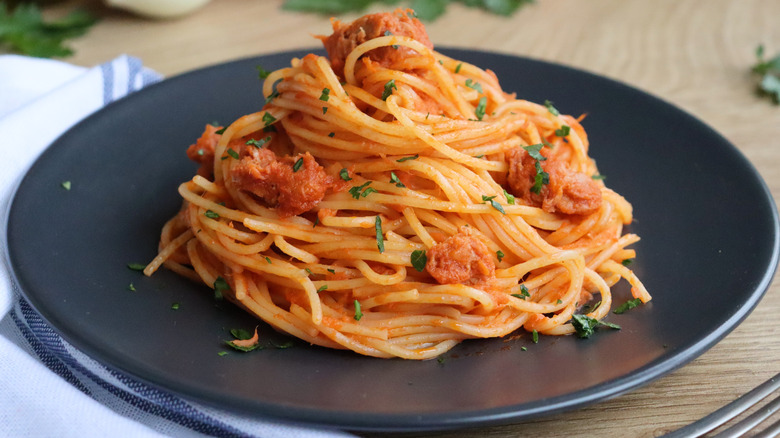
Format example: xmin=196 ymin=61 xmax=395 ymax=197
xmin=105 ymin=0 xmax=211 ymax=19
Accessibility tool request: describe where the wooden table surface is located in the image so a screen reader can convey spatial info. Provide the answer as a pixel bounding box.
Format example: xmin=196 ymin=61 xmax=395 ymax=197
xmin=39 ymin=0 xmax=780 ymax=436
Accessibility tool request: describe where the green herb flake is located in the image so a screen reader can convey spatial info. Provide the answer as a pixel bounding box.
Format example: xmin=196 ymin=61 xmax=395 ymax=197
xmin=503 ymin=189 xmax=515 ymax=205
xmin=455 ymin=63 xmax=463 ymax=73
xmin=521 ymin=346 xmax=527 ymax=351
xmin=322 ymin=106 xmax=328 ymax=114
xmin=127 ymin=283 xmax=136 ymax=291
xmin=204 ymin=210 xmax=220 ymax=219
xmin=319 ymin=87 xmax=330 ymax=101
xmin=752 ymin=44 xmax=780 ymax=104
xmin=256 ymin=65 xmax=271 ymax=79
xmin=383 ymin=30 xmax=399 ymax=49
xmin=265 ymin=256 xmax=272 ymax=264
xmin=217 ymin=351 xmax=228 ymax=357
xmin=61 ymin=181 xmax=71 ymax=190
xmin=317 ymin=285 xmax=328 ymax=292
xmin=375 ymin=216 xmax=385 ymax=253
xmin=226 ymin=148 xmax=239 ymax=160
xmin=328 ymin=132 xmax=335 ymax=137
xmin=591 ymin=174 xmax=606 ymax=180
xmin=246 ymin=136 xmax=271 ymax=148
xmin=226 ymin=341 xmax=261 ymax=352
xmin=381 ymin=79 xmax=397 ymax=100
xmin=571 ymin=314 xmax=621 ymax=338
xmin=532 ymin=329 xmax=539 ymax=344
xmin=127 ymin=263 xmax=146 ymax=271
xmin=410 ymin=250 xmax=427 ymax=272
xmin=292 ymin=157 xmax=304 ymax=172
xmin=530 ymin=161 xmax=550 ymax=194
xmin=511 ymin=284 xmax=531 ymax=300
xmin=475 ymin=96 xmax=487 ymax=120
xmin=354 ymin=300 xmax=363 ymax=321
xmin=557 ymin=299 xmax=563 ymax=304
xmin=396 ymin=154 xmax=419 ymax=162
xmin=544 ymin=99 xmax=560 ymax=116
xmin=523 ymin=143 xmax=547 ymax=161
xmin=613 ymin=298 xmax=643 ymax=314
xmin=348 ymin=181 xmax=374 ymax=199
xmin=262 ymin=112 xmax=276 ymax=126
xmin=171 ymin=302 xmax=180 ymax=310
xmin=465 ymin=78 xmax=483 ymax=93
xmin=304 ymin=268 xmax=313 ymax=275
xmin=215 ymin=127 xmax=226 ymax=135
xmin=230 ymin=328 xmax=252 ymax=340
xmin=390 ymin=172 xmax=405 ymax=188
xmin=327 ymin=268 xmax=336 ymax=274
xmin=213 ymin=276 xmax=230 ymax=300
xmin=496 ymin=250 xmax=505 ymax=262
xmin=621 ymin=258 xmax=634 ymax=266
xmin=339 ymin=168 xmax=352 ymax=181
xmin=555 ymin=125 xmax=571 ymax=137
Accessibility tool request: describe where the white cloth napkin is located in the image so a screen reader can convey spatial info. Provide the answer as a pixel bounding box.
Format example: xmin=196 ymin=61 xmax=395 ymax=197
xmin=0 ymin=55 xmax=355 ymax=438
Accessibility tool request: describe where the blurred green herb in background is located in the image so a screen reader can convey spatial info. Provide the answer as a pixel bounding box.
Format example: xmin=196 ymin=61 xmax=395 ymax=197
xmin=753 ymin=44 xmax=780 ymax=105
xmin=0 ymin=2 xmax=96 ymax=58
xmin=283 ymin=0 xmax=535 ymax=21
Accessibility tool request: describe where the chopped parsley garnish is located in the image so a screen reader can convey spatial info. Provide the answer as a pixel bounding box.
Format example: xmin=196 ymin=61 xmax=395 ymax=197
xmin=246 ymin=136 xmax=271 ymax=148
xmin=61 ymin=181 xmax=71 ymax=190
xmin=592 ymin=174 xmax=606 ymax=180
xmin=226 ymin=148 xmax=239 ymax=160
xmin=375 ymin=216 xmax=385 ymax=253
xmin=381 ymin=79 xmax=397 ymax=100
xmin=614 ymin=298 xmax=643 ymax=314
xmin=317 ymin=284 xmax=328 ymax=292
xmin=322 ymin=106 xmax=328 ymax=114
xmin=544 ymin=99 xmax=560 ymax=116
xmin=127 ymin=283 xmax=136 ymax=291
xmin=532 ymin=329 xmax=539 ymax=343
xmin=272 ymin=340 xmax=294 ymax=349
xmin=503 ymin=189 xmax=515 ymax=205
xmin=171 ymin=302 xmax=180 ymax=310
xmin=523 ymin=143 xmax=547 ymax=160
xmin=313 ymin=217 xmax=319 ymax=227
xmin=482 ymin=195 xmax=506 ymax=214
xmin=127 ymin=263 xmax=146 ymax=271
xmin=557 ymin=299 xmax=563 ymax=304
xmin=474 ymin=154 xmax=484 ymax=158
xmin=353 ymin=300 xmax=363 ymax=321
xmin=328 ymin=132 xmax=335 ymax=137
xmin=475 ymin=96 xmax=487 ymax=120
xmin=465 ymin=78 xmax=483 ymax=93
xmin=555 ymin=125 xmax=571 ymax=137
xmin=327 ymin=268 xmax=336 ymax=274
xmin=339 ymin=168 xmax=352 ymax=181
xmin=217 ymin=351 xmax=228 ymax=357
xmin=570 ymin=314 xmax=621 ymax=338
xmin=292 ymin=157 xmax=304 ymax=172
xmin=319 ymin=87 xmax=330 ymax=101
xmin=262 ymin=112 xmax=276 ymax=126
xmin=511 ymin=284 xmax=531 ymax=300
xmin=213 ymin=276 xmax=230 ymax=300
xmin=521 ymin=346 xmax=527 ymax=351
xmin=227 ymin=327 xmax=263 ymax=352
xmin=622 ymin=258 xmax=634 ymax=266
xmin=265 ymin=256 xmax=272 ymax=264
xmin=348 ymin=181 xmax=375 ymax=199
xmin=390 ymin=172 xmax=405 ymax=188
xmin=305 ymin=268 xmax=313 ymax=275
xmin=396 ymin=154 xmax=419 ymax=162
xmin=523 ymin=145 xmax=550 ymax=195
xmin=455 ymin=63 xmax=463 ymax=73
xmin=256 ymin=65 xmax=271 ymax=79
xmin=204 ymin=210 xmax=220 ymax=219
xmin=496 ymin=250 xmax=505 ymax=262
xmin=410 ymin=250 xmax=427 ymax=272
xmin=215 ymin=127 xmax=226 ymax=135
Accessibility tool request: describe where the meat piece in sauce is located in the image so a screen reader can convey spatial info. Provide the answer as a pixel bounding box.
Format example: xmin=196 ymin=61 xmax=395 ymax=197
xmin=426 ymin=227 xmax=496 ymax=285
xmin=318 ymin=10 xmax=433 ymax=78
xmin=231 ymin=147 xmax=335 ymax=217
xmin=506 ymin=147 xmax=602 ymax=216
xmin=186 ymin=124 xmax=221 ymax=177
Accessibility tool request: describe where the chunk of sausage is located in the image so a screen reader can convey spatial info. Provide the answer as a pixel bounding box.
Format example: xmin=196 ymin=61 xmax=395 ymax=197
xmin=186 ymin=124 xmax=221 ymax=177
xmin=231 ymin=148 xmax=335 ymax=218
xmin=426 ymin=227 xmax=495 ymax=285
xmin=506 ymin=147 xmax=602 ymax=215
xmin=319 ymin=10 xmax=433 ymax=78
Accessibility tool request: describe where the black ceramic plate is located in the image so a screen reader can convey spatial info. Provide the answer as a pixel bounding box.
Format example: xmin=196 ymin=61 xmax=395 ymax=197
xmin=6 ymin=49 xmax=779 ymax=431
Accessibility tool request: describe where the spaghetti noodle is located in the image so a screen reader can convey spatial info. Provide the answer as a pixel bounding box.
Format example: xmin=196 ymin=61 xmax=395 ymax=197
xmin=144 ymin=10 xmax=650 ymax=360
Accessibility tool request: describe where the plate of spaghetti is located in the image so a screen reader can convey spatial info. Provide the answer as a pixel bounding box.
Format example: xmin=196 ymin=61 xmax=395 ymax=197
xmin=7 ymin=10 xmax=779 ymax=431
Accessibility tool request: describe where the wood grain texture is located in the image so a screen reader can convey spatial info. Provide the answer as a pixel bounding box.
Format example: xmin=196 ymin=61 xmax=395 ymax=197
xmin=35 ymin=0 xmax=780 ymax=436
